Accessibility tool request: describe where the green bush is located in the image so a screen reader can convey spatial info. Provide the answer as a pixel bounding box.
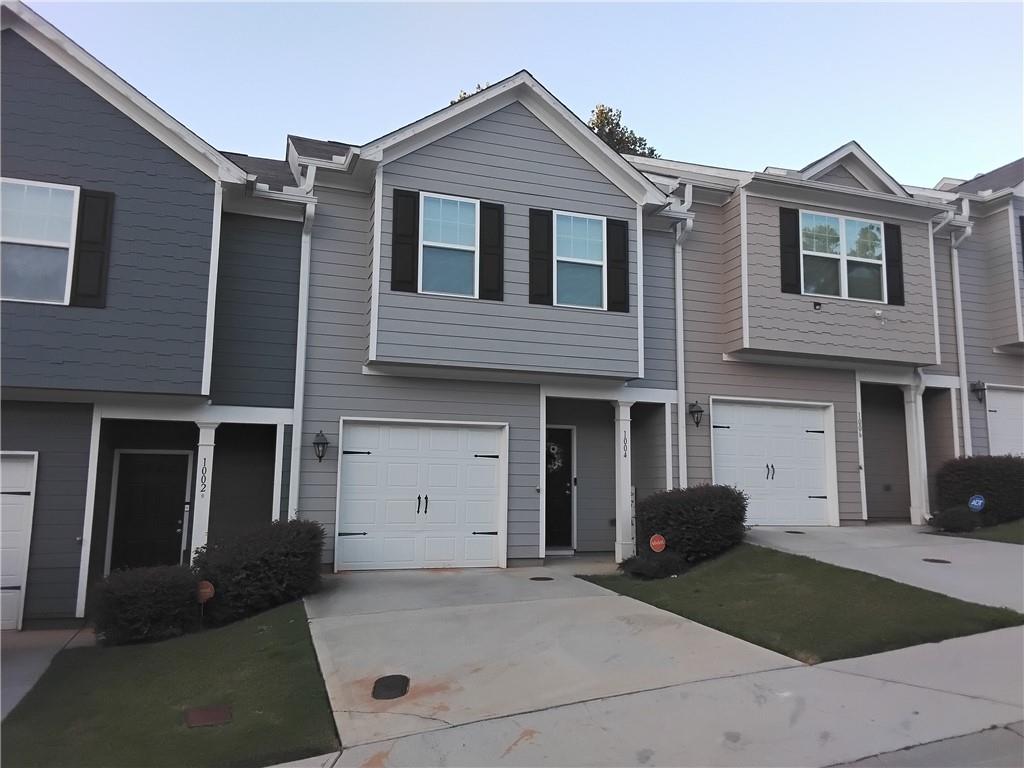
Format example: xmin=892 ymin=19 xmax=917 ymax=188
xmin=635 ymin=484 xmax=748 ymax=564
xmin=92 ymin=566 xmax=199 ymax=645
xmin=935 ymin=455 xmax=1024 ymax=525
xmin=928 ymin=504 xmax=981 ymax=533
xmin=193 ymin=520 xmax=325 ymax=625
xmin=620 ymin=551 xmax=689 ymax=580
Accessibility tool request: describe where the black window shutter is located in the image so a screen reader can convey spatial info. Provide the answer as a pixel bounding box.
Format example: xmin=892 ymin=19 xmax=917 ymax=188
xmin=606 ymin=218 xmax=629 ymax=312
xmin=70 ymin=189 xmax=115 ymax=308
xmin=528 ymin=209 xmax=553 ymax=305
xmin=779 ymin=207 xmax=801 ymax=294
xmin=391 ymin=189 xmax=418 ymax=293
xmin=479 ymin=202 xmax=504 ymax=301
xmin=883 ymin=222 xmax=904 ymax=306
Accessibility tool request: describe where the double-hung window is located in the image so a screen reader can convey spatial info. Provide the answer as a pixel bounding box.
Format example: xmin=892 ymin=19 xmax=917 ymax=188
xmin=800 ymin=210 xmax=886 ymax=302
xmin=419 ymin=192 xmax=479 ymax=298
xmin=1 ymin=178 xmax=80 ymax=304
xmin=554 ymin=211 xmax=605 ymax=309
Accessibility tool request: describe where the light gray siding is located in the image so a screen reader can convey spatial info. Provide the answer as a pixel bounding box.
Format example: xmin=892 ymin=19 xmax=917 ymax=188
xmin=375 ymin=101 xmax=640 ymax=378
xmin=211 ymin=214 xmax=301 ymax=408
xmin=720 ymin=194 xmax=744 ymax=351
xmin=1 ymin=401 xmax=92 ymax=621
xmin=630 ymin=228 xmax=676 ymax=389
xmin=0 ymin=30 xmax=214 ymax=395
xmin=300 ymin=186 xmax=541 ymax=563
xmin=681 ymin=202 xmax=863 ymax=522
xmin=631 ymin=402 xmax=668 ymax=504
xmin=546 ymin=398 xmax=615 ymax=552
xmin=931 ymin=232 xmax=960 ymax=377
xmin=981 ymin=204 xmax=1023 ymax=348
xmin=860 ymin=384 xmax=911 ymax=520
xmin=742 ymin=195 xmax=937 ymax=366
xmin=816 ymin=164 xmax=867 ymax=190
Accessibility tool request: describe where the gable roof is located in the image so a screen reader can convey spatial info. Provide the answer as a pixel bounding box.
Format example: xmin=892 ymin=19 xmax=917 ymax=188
xmin=222 ymin=152 xmax=297 ymax=191
xmin=357 ymin=71 xmax=667 ymax=207
xmin=1 ymin=1 xmax=247 ymax=184
xmin=956 ymin=158 xmax=1024 ymax=195
xmin=800 ymin=141 xmax=908 ymax=198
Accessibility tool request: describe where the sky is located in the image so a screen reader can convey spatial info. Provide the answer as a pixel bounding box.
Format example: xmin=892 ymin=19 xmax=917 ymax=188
xmin=30 ymin=2 xmax=1024 ymax=188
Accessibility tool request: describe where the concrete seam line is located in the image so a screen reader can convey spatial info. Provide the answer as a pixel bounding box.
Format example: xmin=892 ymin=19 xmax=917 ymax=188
xmin=821 ymin=723 xmax=1024 ymax=768
xmin=821 ymin=666 xmax=1024 ymax=708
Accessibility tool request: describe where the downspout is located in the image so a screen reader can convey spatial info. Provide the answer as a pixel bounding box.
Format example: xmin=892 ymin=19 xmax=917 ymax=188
xmin=949 ymin=200 xmax=974 ymax=456
xmin=288 ymin=165 xmax=317 ymax=518
xmin=672 ymin=183 xmax=694 ymax=487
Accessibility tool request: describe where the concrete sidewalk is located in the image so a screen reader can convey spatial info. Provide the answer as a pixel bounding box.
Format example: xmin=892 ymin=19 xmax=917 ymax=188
xmin=747 ymin=524 xmax=1024 ymax=611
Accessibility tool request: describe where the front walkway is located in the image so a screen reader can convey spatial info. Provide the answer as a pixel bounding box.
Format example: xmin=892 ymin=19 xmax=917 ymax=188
xmin=747 ymin=524 xmax=1024 ymax=611
xmin=1 ymin=627 xmax=94 ymax=719
xmin=298 ymin=558 xmax=1023 ymax=767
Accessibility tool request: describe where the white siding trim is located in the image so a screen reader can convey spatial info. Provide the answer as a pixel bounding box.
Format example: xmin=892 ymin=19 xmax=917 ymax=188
xmin=289 ymin=199 xmax=316 ymax=519
xmin=74 ymin=407 xmax=100 ymax=617
xmin=739 ymin=189 xmax=750 ymax=347
xmin=368 ymin=164 xmax=383 ymax=361
xmin=543 ymin=385 xmax=676 ymax=403
xmin=1007 ymin=206 xmax=1024 ymax=342
xmin=98 ymin=403 xmax=292 ymax=424
xmin=854 ymin=372 xmax=868 ymax=520
xmin=636 ymin=203 xmax=645 ymax=379
xmin=201 ymin=182 xmax=223 ymax=396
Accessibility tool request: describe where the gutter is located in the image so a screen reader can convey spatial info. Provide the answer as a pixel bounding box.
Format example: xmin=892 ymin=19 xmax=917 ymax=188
xmin=288 ymin=165 xmax=317 ymax=518
xmin=670 ymin=183 xmax=694 ymax=487
xmin=949 ymin=199 xmax=974 ymax=455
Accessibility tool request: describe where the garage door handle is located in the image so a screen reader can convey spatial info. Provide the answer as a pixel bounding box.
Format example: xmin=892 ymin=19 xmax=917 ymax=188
xmin=771 ymin=464 xmax=775 ymax=480
xmin=473 ymin=531 xmax=498 ymax=536
xmin=343 ymin=450 xmax=372 ymax=455
xmin=416 ymin=495 xmax=421 ymax=514
xmin=765 ymin=464 xmax=770 ymax=479
xmin=337 ymin=531 xmax=368 ymax=536
xmin=423 ymin=495 xmax=428 ymax=515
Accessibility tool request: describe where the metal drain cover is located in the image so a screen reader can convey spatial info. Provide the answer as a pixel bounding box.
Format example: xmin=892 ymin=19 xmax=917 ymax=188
xmin=922 ymin=558 xmax=951 ymax=564
xmin=372 ymin=674 xmax=410 ymax=700
xmin=784 ymin=530 xmax=806 ymax=535
xmin=530 ymin=576 xmax=554 ymax=581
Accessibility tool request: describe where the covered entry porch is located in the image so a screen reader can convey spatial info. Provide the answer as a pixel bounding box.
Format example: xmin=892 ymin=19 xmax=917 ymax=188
xmin=541 ymin=387 xmax=676 ymax=562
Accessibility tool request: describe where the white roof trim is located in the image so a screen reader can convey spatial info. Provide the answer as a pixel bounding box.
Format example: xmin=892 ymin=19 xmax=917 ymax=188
xmin=2 ymin=2 xmax=246 ymax=184
xmin=800 ymin=141 xmax=908 ymax=198
xmin=360 ymin=71 xmax=667 ymax=207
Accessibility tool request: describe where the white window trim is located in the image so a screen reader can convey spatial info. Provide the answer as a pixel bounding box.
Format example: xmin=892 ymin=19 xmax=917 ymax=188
xmin=417 ymin=191 xmax=480 ymax=299
xmin=552 ymin=210 xmax=607 ymax=311
xmin=1 ymin=177 xmax=81 ymax=306
xmin=799 ymin=208 xmax=887 ymax=304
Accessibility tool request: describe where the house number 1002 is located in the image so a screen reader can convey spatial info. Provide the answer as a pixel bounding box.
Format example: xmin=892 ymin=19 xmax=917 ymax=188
xmin=200 ymin=457 xmax=208 ymax=495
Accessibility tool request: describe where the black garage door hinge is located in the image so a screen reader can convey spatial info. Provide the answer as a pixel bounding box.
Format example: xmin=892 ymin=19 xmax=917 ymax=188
xmin=474 ymin=453 xmax=500 ymax=459
xmin=343 ymin=450 xmax=372 ymax=455
xmin=0 ymin=585 xmax=21 ymax=591
xmin=472 ymin=531 xmax=498 ymax=536
xmin=337 ymin=531 xmax=368 ymax=536
xmin=807 ymin=495 xmax=828 ymax=499
xmin=712 ymin=425 xmax=730 ymax=429
xmin=805 ymin=429 xmax=825 ymax=434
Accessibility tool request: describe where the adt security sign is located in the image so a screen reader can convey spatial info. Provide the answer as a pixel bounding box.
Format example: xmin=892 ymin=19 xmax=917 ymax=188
xmin=969 ymin=495 xmax=986 ymax=513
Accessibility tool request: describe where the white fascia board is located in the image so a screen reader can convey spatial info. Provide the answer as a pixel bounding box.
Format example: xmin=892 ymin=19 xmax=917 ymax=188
xmin=2 ymin=3 xmax=247 ymax=184
xmin=745 ymin=174 xmax=952 ymax=220
xmin=800 ymin=142 xmax=908 ymax=198
xmin=627 ymin=155 xmax=752 ymax=186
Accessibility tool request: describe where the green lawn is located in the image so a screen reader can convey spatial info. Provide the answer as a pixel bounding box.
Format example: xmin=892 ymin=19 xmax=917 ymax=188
xmin=944 ymin=519 xmax=1024 ymax=545
xmin=2 ymin=601 xmax=338 ymax=768
xmin=584 ymin=543 xmax=1024 ymax=664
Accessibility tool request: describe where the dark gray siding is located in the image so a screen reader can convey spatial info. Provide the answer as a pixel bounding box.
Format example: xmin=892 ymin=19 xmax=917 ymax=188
xmin=923 ymin=387 xmax=956 ymax=509
xmin=376 ymin=101 xmax=640 ymax=378
xmin=1 ymin=31 xmax=214 ymax=395
xmin=211 ymin=214 xmax=301 ymax=407
xmin=1 ymin=401 xmax=92 ymax=620
xmin=208 ymin=424 xmax=276 ymax=543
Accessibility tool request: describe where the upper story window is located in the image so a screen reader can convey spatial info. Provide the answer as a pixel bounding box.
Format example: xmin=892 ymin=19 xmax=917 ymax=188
xmin=554 ymin=212 xmax=606 ymax=309
xmin=800 ymin=210 xmax=886 ymax=302
xmin=1 ymin=178 xmax=80 ymax=304
xmin=419 ymin=192 xmax=478 ymax=298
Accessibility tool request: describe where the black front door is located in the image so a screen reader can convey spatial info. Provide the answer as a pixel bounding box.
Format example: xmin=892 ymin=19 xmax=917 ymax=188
xmin=110 ymin=453 xmax=190 ymax=571
xmin=545 ymin=428 xmax=573 ymax=548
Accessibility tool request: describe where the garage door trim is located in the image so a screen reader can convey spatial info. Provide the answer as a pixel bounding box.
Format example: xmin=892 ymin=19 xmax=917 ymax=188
xmin=709 ymin=396 xmax=840 ymax=527
xmin=1 ymin=450 xmax=38 ymax=631
xmin=334 ymin=417 xmax=510 ymax=571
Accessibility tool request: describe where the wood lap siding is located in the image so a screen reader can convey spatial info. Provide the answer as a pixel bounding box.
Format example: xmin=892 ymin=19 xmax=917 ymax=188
xmin=815 ymin=164 xmax=868 ymax=190
xmin=930 ymin=233 xmax=960 ymax=377
xmin=300 ymin=186 xmax=541 ymax=563
xmin=629 ymin=228 xmax=676 ymax=389
xmin=376 ymin=101 xmax=639 ymax=378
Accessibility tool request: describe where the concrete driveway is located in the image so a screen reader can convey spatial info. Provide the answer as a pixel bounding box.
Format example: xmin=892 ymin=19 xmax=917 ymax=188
xmin=747 ymin=524 xmax=1024 ymax=611
xmin=302 ymin=557 xmax=1023 ymax=767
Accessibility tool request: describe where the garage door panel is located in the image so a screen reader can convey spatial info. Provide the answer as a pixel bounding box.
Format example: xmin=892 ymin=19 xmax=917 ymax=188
xmin=384 ymin=499 xmax=418 ymax=525
xmin=423 ymin=498 xmax=458 ymax=524
xmin=386 ymin=425 xmax=420 ymax=452
xmin=1 ymin=453 xmax=37 ymax=630
xmin=342 ymin=461 xmax=378 ymax=488
xmin=427 ymin=428 xmax=461 ymax=453
xmin=465 ymin=536 xmax=497 ymax=564
xmin=343 ymin=499 xmax=376 ymax=526
xmin=426 ymin=463 xmax=459 ymax=488
xmin=423 ymin=536 xmax=457 ymax=564
xmin=466 ymin=428 xmax=501 ymax=453
xmin=987 ymin=390 xmax=1024 ymax=457
xmin=466 ymin=464 xmax=498 ymax=489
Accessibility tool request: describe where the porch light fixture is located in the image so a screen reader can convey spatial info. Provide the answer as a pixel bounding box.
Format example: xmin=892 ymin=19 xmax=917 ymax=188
xmin=687 ymin=401 xmax=705 ymax=429
xmin=969 ymin=381 xmax=986 ymax=403
xmin=312 ymin=431 xmax=330 ymax=462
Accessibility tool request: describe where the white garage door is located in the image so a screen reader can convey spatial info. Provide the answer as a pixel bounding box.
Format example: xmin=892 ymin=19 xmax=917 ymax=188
xmin=336 ymin=422 xmax=505 ymax=570
xmin=987 ymin=389 xmax=1024 ymax=457
xmin=712 ymin=401 xmax=834 ymax=526
xmin=1 ymin=452 xmax=38 ymax=630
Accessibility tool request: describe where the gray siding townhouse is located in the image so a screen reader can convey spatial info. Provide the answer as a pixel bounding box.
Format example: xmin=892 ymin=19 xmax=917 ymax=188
xmin=2 ymin=4 xmax=1021 ymax=627
xmin=0 ymin=3 xmax=308 ymax=629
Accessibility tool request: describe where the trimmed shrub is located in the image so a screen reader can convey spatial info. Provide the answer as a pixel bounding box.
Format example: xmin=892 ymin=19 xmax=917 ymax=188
xmin=928 ymin=504 xmax=982 ymax=533
xmin=193 ymin=519 xmax=325 ymax=625
xmin=620 ymin=551 xmax=689 ymax=580
xmin=635 ymin=484 xmax=748 ymax=563
xmin=935 ymin=455 xmax=1024 ymax=525
xmin=92 ymin=565 xmax=200 ymax=645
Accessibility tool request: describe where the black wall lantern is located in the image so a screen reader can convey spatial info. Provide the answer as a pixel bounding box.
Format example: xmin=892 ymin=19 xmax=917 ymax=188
xmin=687 ymin=401 xmax=705 ymax=428
xmin=312 ymin=430 xmax=330 ymax=462
xmin=970 ymin=381 xmax=986 ymax=403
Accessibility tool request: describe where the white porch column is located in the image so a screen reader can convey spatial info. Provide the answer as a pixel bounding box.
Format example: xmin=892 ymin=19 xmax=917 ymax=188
xmin=901 ymin=386 xmax=928 ymax=525
xmin=191 ymin=421 xmax=220 ymax=558
xmin=613 ymin=400 xmax=635 ymax=562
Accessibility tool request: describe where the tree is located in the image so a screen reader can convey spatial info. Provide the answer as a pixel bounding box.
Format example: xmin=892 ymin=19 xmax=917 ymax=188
xmin=451 ymin=83 xmax=489 ymax=104
xmin=588 ymin=104 xmax=658 ymax=158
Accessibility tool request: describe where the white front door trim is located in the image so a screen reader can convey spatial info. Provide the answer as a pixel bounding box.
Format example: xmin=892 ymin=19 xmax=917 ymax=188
xmin=709 ymin=395 xmax=841 ymax=527
xmin=335 ymin=417 xmax=509 ymax=571
xmin=1 ymin=451 xmax=38 ymax=631
xmin=546 ymin=424 xmax=577 ymax=553
xmin=104 ymin=449 xmax=194 ymax=576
